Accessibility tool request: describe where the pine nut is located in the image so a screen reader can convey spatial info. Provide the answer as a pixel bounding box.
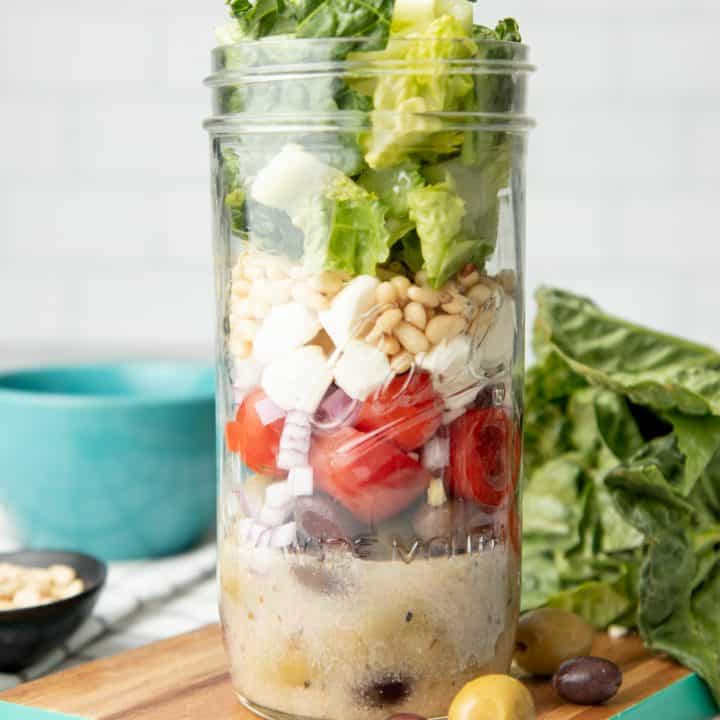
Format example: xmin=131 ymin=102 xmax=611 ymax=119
xmin=245 ymin=265 xmax=266 ymax=281
xmin=459 ymin=270 xmax=481 ymax=288
xmin=231 ymin=298 xmax=253 ymax=318
xmin=407 ymin=285 xmax=442 ymax=308
xmin=310 ymin=272 xmax=344 ymax=295
xmin=496 ymin=269 xmax=516 ymax=294
xmin=391 ymin=351 xmax=413 ymax=373
xmin=366 ymin=324 xmax=384 ymax=344
xmin=232 ymin=280 xmax=251 ymax=298
xmin=414 ymin=270 xmax=429 ymax=287
xmin=425 ymin=315 xmax=467 ymax=345
xmin=441 ymin=295 xmax=468 ymax=315
xmin=230 ymin=338 xmax=252 ymax=359
xmin=468 ymin=282 xmax=494 ymax=306
xmin=376 ymin=281 xmax=398 ymax=306
xmin=249 ymin=298 xmax=271 ymax=319
xmin=233 ymin=318 xmax=258 ymax=342
xmin=390 ymin=275 xmax=412 ymax=302
xmin=377 ymin=308 xmax=403 ymax=332
xmin=394 ymin=322 xmax=430 ymax=354
xmin=470 ymin=308 xmax=494 ymax=338
xmin=292 ymin=283 xmax=329 ymax=310
xmin=378 ymin=334 xmax=401 ymax=355
xmin=404 ymin=301 xmax=427 ymax=330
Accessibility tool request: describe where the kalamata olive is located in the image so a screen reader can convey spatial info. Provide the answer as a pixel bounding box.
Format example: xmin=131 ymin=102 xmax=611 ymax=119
xmin=290 ymin=562 xmax=345 ymax=595
xmin=449 ymin=674 xmax=535 ymax=720
xmin=412 ymin=500 xmax=494 ymax=549
xmin=356 ymin=674 xmax=413 ymax=708
xmin=514 ymin=608 xmax=595 ymax=676
xmin=553 ymin=656 xmax=622 ymax=705
xmin=295 ymin=493 xmax=367 ymax=543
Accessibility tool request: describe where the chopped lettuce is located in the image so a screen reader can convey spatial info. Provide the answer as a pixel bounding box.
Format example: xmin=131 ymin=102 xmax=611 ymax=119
xmin=224 ymin=0 xmax=393 ymax=49
xmin=358 ymin=162 xmax=425 ymax=218
xmin=349 ymin=15 xmax=478 ymax=169
xmin=524 ymin=287 xmax=720 ymax=705
xmin=303 ymin=175 xmax=391 ymax=275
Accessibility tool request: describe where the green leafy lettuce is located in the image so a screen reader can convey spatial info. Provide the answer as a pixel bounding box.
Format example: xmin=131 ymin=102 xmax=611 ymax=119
xmin=224 ymin=0 xmax=393 ymax=49
xmin=303 ymin=175 xmax=391 ymax=275
xmin=523 ymin=287 xmax=720 ymax=705
xmin=349 ymin=14 xmax=478 ymax=169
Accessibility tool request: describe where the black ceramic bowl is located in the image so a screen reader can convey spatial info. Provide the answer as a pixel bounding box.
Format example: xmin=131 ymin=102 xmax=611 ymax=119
xmin=0 ymin=550 xmax=107 ymax=672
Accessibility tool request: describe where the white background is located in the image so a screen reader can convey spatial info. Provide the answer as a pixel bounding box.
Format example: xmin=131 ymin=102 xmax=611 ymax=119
xmin=1 ymin=0 xmax=719 ymax=366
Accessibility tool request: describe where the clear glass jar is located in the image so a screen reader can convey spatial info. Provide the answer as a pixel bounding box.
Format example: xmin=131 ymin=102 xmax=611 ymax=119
xmin=205 ymin=36 xmax=533 ymax=720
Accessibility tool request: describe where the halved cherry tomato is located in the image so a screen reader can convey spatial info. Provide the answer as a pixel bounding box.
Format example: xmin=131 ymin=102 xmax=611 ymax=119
xmin=310 ymin=427 xmax=431 ymax=523
xmin=225 ymin=388 xmax=286 ymax=477
xmin=447 ymin=407 xmax=520 ymax=507
xmin=355 ymin=370 xmax=443 ymax=451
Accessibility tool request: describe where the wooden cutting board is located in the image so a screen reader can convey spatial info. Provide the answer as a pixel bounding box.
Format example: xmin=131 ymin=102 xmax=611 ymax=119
xmin=0 ymin=625 xmax=698 ymax=720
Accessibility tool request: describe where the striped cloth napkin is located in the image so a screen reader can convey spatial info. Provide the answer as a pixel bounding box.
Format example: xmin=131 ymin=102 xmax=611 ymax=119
xmin=0 ymin=511 xmax=218 ymax=691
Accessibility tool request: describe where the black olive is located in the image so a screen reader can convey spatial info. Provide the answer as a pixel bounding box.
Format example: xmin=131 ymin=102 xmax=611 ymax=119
xmin=553 ymin=656 xmax=622 ymax=705
xmin=357 ymin=674 xmax=414 ymax=708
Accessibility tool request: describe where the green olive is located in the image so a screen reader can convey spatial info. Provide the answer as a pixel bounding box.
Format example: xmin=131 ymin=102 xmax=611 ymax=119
xmin=514 ymin=608 xmax=594 ymax=676
xmin=448 ymin=674 xmax=535 ymax=720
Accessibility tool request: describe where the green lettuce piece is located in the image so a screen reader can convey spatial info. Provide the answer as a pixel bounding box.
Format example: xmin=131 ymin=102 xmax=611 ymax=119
xmin=358 ymin=162 xmax=424 ymax=217
xmin=407 ymin=177 xmax=482 ymax=288
xmin=534 ymin=288 xmax=720 ymax=416
xmin=350 ymin=15 xmax=478 ymax=169
xmin=225 ymin=0 xmax=392 ymax=48
xmin=303 ymin=175 xmax=391 ymax=275
xmin=664 ymin=411 xmax=720 ymax=496
xmin=546 ymin=580 xmax=633 ymax=630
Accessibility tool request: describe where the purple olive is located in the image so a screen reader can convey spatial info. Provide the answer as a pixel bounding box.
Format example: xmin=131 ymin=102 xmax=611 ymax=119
xmin=290 ymin=562 xmax=345 ymax=595
xmin=356 ymin=674 xmax=414 ymax=708
xmin=295 ymin=493 xmax=367 ymax=543
xmin=412 ymin=499 xmax=495 ymax=548
xmin=553 ymin=656 xmax=622 ymax=705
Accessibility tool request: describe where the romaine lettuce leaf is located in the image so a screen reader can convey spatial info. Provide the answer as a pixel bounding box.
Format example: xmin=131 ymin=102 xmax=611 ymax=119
xmin=534 ymin=288 xmax=720 ymax=416
xmin=358 ymin=162 xmax=424 ymax=217
xmin=303 ymin=175 xmax=391 ymax=275
xmin=407 ymin=177 xmax=481 ymax=288
xmin=350 ymin=15 xmax=478 ymax=169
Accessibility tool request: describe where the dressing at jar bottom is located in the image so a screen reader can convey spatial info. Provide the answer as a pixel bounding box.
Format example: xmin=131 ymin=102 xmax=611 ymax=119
xmin=220 ymin=528 xmax=519 ymax=720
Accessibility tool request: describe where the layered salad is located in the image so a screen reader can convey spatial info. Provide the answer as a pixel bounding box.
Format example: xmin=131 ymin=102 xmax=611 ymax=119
xmin=211 ymin=0 xmax=526 ymax=717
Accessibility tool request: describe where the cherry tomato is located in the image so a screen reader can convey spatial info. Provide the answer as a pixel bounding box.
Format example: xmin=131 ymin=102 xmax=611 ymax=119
xmin=447 ymin=408 xmax=520 ymax=507
xmin=225 ymin=388 xmax=286 ymax=477
xmin=355 ymin=370 xmax=443 ymax=451
xmin=310 ymin=427 xmax=431 ymax=523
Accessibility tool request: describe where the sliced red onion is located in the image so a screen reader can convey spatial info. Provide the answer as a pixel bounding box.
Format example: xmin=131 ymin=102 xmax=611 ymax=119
xmin=288 ymin=467 xmax=314 ymax=497
xmin=408 ymin=452 xmax=420 ymax=462
xmin=422 ymin=434 xmax=450 ymax=471
xmin=311 ymin=386 xmax=360 ymax=433
xmin=264 ymin=481 xmax=293 ymax=509
xmin=236 ymin=517 xmax=254 ymax=543
xmin=271 ymin=521 xmax=297 ymax=548
xmin=260 ymin=502 xmax=292 ymax=527
xmin=254 ymin=396 xmax=286 ymax=426
xmin=278 ymin=411 xmax=313 ymax=470
xmin=248 ymin=522 xmax=270 ymax=547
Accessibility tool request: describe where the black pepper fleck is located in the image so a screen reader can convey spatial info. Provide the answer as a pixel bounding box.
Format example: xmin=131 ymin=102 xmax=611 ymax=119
xmin=405 ymin=611 xmax=413 ymax=623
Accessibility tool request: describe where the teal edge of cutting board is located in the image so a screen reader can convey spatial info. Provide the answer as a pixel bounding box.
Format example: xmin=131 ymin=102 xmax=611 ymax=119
xmin=0 ymin=675 xmax=717 ymax=720
xmin=0 ymin=703 xmax=85 ymax=720
xmin=612 ymin=674 xmax=718 ymax=719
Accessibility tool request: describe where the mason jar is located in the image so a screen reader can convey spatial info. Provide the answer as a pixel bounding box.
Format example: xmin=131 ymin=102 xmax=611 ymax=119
xmin=205 ymin=36 xmax=534 ymax=720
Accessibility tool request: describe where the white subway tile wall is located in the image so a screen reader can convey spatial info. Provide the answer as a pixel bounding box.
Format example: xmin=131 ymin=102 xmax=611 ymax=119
xmin=1 ymin=0 xmax=719 ymax=360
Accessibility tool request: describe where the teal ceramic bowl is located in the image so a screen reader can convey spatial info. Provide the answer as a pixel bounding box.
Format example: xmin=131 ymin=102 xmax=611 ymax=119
xmin=0 ymin=362 xmax=216 ymax=560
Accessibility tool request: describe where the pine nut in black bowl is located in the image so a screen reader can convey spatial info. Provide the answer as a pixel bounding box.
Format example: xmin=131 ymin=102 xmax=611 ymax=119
xmin=0 ymin=549 xmax=107 ymax=672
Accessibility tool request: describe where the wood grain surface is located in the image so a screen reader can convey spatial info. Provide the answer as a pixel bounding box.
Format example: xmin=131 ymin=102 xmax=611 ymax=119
xmin=0 ymin=625 xmax=690 ymax=720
